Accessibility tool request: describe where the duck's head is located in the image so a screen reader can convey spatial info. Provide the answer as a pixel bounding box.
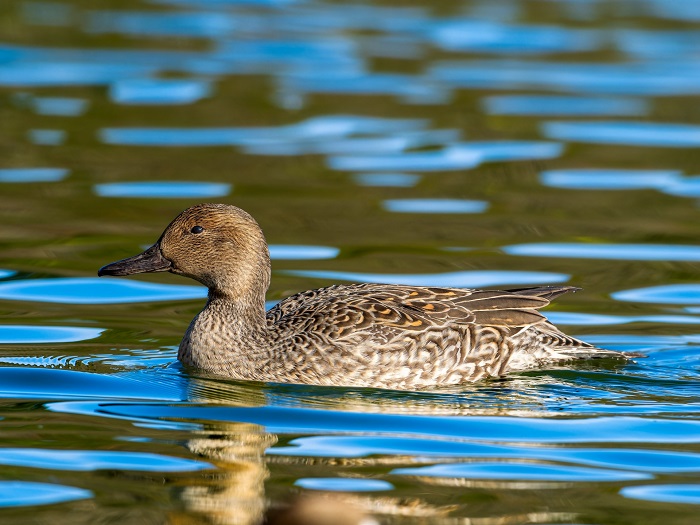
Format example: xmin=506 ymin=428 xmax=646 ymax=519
xmin=98 ymin=203 xmax=271 ymax=298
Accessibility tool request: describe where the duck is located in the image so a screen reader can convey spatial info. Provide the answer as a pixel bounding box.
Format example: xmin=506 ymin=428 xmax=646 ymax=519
xmin=98 ymin=203 xmax=626 ymax=390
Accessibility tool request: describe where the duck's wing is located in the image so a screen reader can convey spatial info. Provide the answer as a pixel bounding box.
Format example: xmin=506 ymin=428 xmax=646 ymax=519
xmin=267 ymin=284 xmax=578 ymax=338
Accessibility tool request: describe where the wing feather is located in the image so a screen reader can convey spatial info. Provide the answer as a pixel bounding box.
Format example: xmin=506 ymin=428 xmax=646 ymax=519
xmin=268 ymin=283 xmax=576 ymax=339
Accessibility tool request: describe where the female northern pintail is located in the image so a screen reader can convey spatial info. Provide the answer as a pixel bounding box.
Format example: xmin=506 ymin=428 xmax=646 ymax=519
xmin=99 ymin=203 xmax=626 ymax=390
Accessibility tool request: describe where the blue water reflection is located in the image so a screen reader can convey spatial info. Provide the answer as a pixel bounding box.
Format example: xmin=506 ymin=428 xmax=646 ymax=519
xmin=329 ymin=141 xmax=561 ymax=172
xmin=393 ymin=462 xmax=650 ymax=482
xmin=0 ymin=168 xmax=68 ymax=183
xmin=328 ymin=144 xmax=482 ymax=172
xmin=280 ymin=71 xmax=450 ymax=105
xmin=540 ymin=169 xmax=681 ymax=190
xmin=273 ymin=436 xmax=700 ymax=472
xmin=429 ymin=20 xmax=601 ymax=54
xmin=94 ymin=181 xmax=231 ymax=198
xmin=353 ymin=173 xmax=421 ymax=187
xmin=269 ymin=245 xmax=339 ymax=260
xmin=213 ymin=38 xmax=360 ymax=76
xmin=28 ymin=129 xmax=65 ymax=145
xmin=430 ymin=60 xmax=700 ymax=96
xmin=242 ymin=129 xmax=459 ymax=156
xmin=0 ymin=448 xmax=211 ymax=472
xmin=661 ymin=176 xmax=700 ymax=198
xmin=221 ymin=3 xmax=429 ymax=33
xmin=615 ymin=29 xmax=700 ymax=59
xmin=0 ymin=270 xmax=15 ymax=279
xmin=294 ymin=478 xmax=394 ymax=492
xmin=467 ymin=141 xmax=564 ymax=162
xmin=32 ymin=96 xmax=88 ymax=116
xmin=0 ymin=60 xmax=156 ymax=87
xmin=545 ymin=312 xmax=700 ymax=326
xmin=68 ymin=403 xmax=700 ymax=443
xmin=0 ymin=325 xmax=104 ymax=344
xmin=0 ymin=277 xmax=206 ymax=304
xmin=86 ymin=10 xmax=236 ymax=38
xmin=620 ymin=484 xmax=700 ymax=505
xmin=100 ymin=115 xmax=427 ymax=146
xmin=504 ymin=242 xmax=700 ymax=261
xmin=649 ymin=1 xmax=700 ymax=21
xmin=0 ymin=481 xmax=92 ymax=508
xmin=482 ymin=95 xmax=648 ymax=116
xmin=282 ymin=269 xmax=568 ymax=287
xmin=383 ymin=198 xmax=489 ymax=214
xmin=584 ymin=334 xmax=700 ymax=350
xmin=542 ymin=121 xmax=700 ymax=147
xmin=110 ymin=78 xmax=212 ymax=105
xmin=0 ymin=368 xmax=183 ymax=400
xmin=613 ymin=285 xmax=700 ymax=304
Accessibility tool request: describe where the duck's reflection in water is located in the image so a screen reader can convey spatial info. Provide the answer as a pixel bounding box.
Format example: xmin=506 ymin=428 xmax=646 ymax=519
xmin=264 ymin=494 xmax=378 ymax=525
xmin=180 ymin=422 xmax=277 ymax=525
xmin=174 ymin=375 xmax=585 ymax=525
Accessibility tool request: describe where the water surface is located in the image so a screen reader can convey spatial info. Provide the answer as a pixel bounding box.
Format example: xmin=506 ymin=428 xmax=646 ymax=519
xmin=1 ymin=0 xmax=699 ymax=524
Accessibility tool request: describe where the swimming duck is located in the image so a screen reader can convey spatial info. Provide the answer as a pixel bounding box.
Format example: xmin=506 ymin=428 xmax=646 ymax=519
xmin=98 ymin=203 xmax=624 ymax=390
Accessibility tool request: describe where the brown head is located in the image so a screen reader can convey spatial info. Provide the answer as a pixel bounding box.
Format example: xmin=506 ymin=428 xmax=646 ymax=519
xmin=98 ymin=203 xmax=271 ymax=300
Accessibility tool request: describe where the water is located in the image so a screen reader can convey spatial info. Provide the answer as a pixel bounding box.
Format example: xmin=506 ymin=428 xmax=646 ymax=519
xmin=1 ymin=0 xmax=700 ymax=523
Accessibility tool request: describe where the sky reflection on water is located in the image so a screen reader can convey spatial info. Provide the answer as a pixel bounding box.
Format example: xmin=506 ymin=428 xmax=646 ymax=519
xmin=31 ymin=96 xmax=88 ymax=116
xmin=482 ymin=94 xmax=648 ymax=116
xmin=504 ymin=243 xmax=700 ymax=261
xmin=94 ymin=181 xmax=232 ymax=198
xmin=540 ymin=169 xmax=682 ymax=190
xmin=0 ymin=168 xmax=68 ymax=183
xmin=294 ymin=478 xmax=394 ymax=492
xmin=620 ymin=484 xmax=700 ymax=505
xmin=100 ymin=115 xmax=428 ymax=146
xmin=273 ymin=435 xmax=700 ymax=472
xmin=0 ymin=325 xmax=104 ymax=344
xmin=110 ymin=78 xmax=212 ymax=105
xmin=0 ymin=368 xmax=183 ymax=401
xmin=269 ymin=245 xmax=339 ymax=260
xmin=352 ymin=172 xmax=421 ymax=187
xmin=28 ymin=129 xmax=65 ymax=145
xmin=70 ymin=403 xmax=700 ymax=443
xmin=383 ymin=198 xmax=489 ymax=214
xmin=430 ymin=59 xmax=700 ymax=96
xmin=283 ymin=269 xmax=568 ymax=287
xmin=0 ymin=448 xmax=211 ymax=472
xmin=0 ymin=481 xmax=92 ymax=508
xmin=0 ymin=277 xmax=206 ymax=304
xmin=613 ymin=285 xmax=700 ymax=305
xmin=393 ymin=462 xmax=651 ymax=482
xmin=542 ymin=121 xmax=700 ymax=147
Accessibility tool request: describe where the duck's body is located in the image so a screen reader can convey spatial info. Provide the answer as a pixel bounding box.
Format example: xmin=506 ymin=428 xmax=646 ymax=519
xmin=99 ymin=203 xmax=624 ymax=390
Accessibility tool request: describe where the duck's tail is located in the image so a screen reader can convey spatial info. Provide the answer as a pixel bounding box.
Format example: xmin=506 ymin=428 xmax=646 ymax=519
xmin=507 ymin=321 xmax=643 ymax=373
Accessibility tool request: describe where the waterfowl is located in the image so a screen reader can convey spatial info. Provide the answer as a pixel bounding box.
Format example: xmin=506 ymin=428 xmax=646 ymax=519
xmin=98 ymin=203 xmax=624 ymax=390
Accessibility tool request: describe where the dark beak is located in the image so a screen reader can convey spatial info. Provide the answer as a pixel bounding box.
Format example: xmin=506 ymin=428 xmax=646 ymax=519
xmin=98 ymin=244 xmax=172 ymax=277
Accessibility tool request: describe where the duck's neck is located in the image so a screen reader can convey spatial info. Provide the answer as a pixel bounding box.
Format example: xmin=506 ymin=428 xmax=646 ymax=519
xmin=207 ymin=288 xmax=267 ymax=326
xmin=177 ymin=287 xmax=271 ymax=377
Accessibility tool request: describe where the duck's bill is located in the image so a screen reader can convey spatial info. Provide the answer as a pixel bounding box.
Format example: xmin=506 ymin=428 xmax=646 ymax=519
xmin=98 ymin=244 xmax=172 ymax=276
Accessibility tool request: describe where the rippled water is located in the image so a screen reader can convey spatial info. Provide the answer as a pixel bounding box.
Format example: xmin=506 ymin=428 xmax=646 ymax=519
xmin=1 ymin=0 xmax=700 ymax=523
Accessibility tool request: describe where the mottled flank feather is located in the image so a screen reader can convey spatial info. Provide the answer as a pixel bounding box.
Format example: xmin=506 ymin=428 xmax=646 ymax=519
xmin=99 ymin=204 xmax=629 ymax=390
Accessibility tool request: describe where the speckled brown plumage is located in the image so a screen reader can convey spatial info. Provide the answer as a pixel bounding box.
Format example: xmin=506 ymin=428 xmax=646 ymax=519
xmin=99 ymin=203 xmax=626 ymax=390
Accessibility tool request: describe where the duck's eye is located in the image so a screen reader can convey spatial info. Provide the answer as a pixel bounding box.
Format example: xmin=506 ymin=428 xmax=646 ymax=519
xmin=190 ymin=225 xmax=204 ymax=234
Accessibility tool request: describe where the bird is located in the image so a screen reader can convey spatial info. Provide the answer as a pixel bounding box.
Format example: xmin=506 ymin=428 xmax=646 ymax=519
xmin=98 ymin=203 xmax=627 ymax=390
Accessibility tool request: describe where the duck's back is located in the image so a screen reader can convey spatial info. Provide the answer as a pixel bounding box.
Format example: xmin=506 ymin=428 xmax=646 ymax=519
xmin=264 ymin=284 xmax=600 ymax=388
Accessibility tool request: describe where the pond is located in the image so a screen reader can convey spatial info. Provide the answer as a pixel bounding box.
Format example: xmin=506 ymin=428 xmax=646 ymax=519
xmin=1 ymin=0 xmax=700 ymax=523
